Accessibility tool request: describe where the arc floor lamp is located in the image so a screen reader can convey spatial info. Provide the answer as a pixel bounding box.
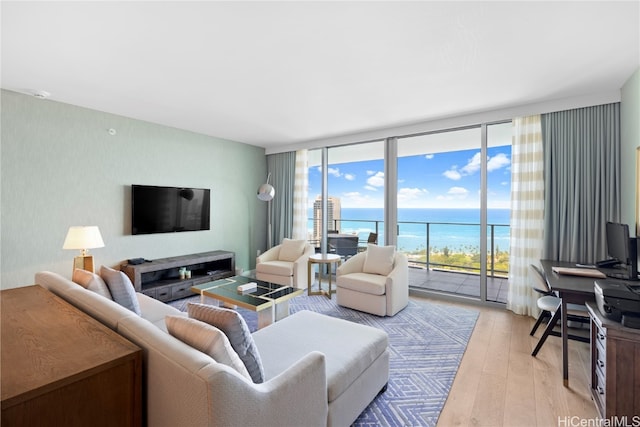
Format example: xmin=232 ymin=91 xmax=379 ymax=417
xmin=257 ymin=173 xmax=275 ymax=248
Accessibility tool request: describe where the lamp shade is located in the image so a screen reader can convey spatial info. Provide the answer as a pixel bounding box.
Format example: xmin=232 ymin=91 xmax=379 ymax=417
xmin=257 ymin=172 xmax=275 ymax=201
xmin=257 ymin=183 xmax=275 ymax=201
xmin=63 ymin=226 xmax=105 ymax=251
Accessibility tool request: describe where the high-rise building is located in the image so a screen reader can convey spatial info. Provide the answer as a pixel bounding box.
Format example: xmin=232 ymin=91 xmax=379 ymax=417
xmin=313 ymin=196 xmax=341 ymax=239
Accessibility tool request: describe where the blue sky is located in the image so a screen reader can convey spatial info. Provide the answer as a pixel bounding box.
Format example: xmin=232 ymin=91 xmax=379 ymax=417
xmin=308 ymin=146 xmax=512 ymax=209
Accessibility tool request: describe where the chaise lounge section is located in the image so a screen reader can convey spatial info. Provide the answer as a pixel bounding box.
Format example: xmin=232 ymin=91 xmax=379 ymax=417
xmin=35 ymin=270 xmax=389 ymax=427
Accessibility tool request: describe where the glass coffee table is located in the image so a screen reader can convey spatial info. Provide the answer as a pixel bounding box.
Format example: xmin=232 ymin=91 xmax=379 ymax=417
xmin=190 ymin=276 xmax=303 ymax=329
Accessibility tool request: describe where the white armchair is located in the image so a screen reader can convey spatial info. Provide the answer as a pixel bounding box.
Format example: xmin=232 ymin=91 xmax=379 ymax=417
xmin=256 ymin=238 xmax=315 ymax=289
xmin=336 ymin=246 xmax=409 ymax=316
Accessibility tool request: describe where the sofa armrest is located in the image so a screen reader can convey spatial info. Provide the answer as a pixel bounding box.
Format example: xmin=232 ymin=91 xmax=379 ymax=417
xmin=257 ymin=245 xmax=281 ymax=264
xmin=337 ymin=251 xmax=366 ymax=276
xmin=385 ymin=253 xmax=409 ymax=316
xmin=206 ymin=351 xmax=328 ymax=427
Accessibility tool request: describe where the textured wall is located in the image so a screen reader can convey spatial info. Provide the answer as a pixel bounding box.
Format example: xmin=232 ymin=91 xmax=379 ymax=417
xmin=1 ymin=90 xmax=266 ymax=288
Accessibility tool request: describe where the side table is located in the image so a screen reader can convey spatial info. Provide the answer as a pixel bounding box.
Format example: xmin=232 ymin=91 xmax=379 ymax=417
xmin=308 ymin=253 xmax=342 ymax=298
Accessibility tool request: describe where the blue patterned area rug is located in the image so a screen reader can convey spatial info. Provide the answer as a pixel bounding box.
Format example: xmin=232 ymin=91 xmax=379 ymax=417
xmin=169 ymin=294 xmax=478 ymax=426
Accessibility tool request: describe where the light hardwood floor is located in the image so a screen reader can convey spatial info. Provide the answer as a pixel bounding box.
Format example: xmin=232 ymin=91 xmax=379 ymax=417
xmin=421 ymin=297 xmax=600 ymax=427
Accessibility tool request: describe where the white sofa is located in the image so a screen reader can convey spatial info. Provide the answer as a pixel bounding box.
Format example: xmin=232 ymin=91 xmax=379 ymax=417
xmin=35 ymin=271 xmax=389 ymax=427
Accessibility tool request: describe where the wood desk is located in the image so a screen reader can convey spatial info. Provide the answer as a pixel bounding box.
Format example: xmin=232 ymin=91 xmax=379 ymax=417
xmin=540 ymin=260 xmax=600 ymax=387
xmin=1 ymin=285 xmax=142 ymax=426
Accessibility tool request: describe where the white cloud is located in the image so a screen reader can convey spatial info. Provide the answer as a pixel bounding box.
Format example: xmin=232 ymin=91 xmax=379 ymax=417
xmin=366 ymin=170 xmax=376 ymax=176
xmin=425 ymin=154 xmax=434 ymax=159
xmin=344 ymin=173 xmax=355 ymax=181
xmin=443 ymin=169 xmax=462 ymax=180
xmin=487 ymin=153 xmax=510 ymax=171
xmin=367 ymin=171 xmax=384 ymax=187
xmin=444 ymin=152 xmax=510 ymax=181
xmin=364 ymin=185 xmax=378 ymax=191
xmin=328 ymin=167 xmax=341 ymax=177
xmin=398 ymin=187 xmax=429 ymax=201
xmin=448 ymin=186 xmax=469 ymax=195
xmin=461 ymin=152 xmax=481 ymax=175
xmin=501 ymin=181 xmax=508 ymax=186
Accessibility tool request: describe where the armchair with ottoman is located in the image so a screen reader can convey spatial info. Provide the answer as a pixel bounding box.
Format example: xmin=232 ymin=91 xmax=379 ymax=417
xmin=256 ymin=238 xmax=314 ymax=288
xmin=336 ymin=244 xmax=409 ymax=316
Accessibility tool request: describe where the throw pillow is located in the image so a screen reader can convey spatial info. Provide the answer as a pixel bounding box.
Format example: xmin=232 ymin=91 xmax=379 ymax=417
xmin=165 ymin=316 xmax=252 ymax=381
xmin=187 ymin=302 xmax=265 ymax=383
xmin=278 ymin=238 xmax=306 ymax=262
xmin=363 ymin=244 xmax=396 ymax=276
xmin=100 ymin=266 xmax=142 ymax=315
xmin=72 ymin=268 xmax=113 ymax=300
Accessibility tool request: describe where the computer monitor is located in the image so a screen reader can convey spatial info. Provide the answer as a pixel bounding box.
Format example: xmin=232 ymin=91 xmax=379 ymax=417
xmin=605 ymin=222 xmax=638 ymax=280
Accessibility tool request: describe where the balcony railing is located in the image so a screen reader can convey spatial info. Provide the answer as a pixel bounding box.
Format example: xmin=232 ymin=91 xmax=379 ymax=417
xmin=309 ymin=218 xmax=510 ymax=278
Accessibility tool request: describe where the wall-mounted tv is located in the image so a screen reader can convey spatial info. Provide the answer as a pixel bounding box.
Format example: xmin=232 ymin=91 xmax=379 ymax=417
xmin=132 ymin=185 xmax=210 ymax=235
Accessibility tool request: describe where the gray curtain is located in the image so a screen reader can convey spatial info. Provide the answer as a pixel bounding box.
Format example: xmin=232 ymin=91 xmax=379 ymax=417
xmin=267 ymin=152 xmax=296 ymax=247
xmin=541 ymin=103 xmax=620 ymax=263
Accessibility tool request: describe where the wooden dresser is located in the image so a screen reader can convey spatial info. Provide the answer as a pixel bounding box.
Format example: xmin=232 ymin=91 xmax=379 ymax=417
xmin=1 ymin=285 xmax=142 ymax=426
xmin=586 ymin=301 xmax=640 ymax=419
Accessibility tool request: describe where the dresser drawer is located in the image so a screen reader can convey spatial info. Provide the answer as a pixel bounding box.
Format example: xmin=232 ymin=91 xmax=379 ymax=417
xmin=171 ymin=283 xmax=192 ymax=300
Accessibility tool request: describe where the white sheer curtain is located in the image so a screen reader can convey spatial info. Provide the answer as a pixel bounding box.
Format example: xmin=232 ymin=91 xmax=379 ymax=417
xmin=508 ymin=115 xmax=544 ymax=316
xmin=291 ymin=150 xmax=308 ymax=240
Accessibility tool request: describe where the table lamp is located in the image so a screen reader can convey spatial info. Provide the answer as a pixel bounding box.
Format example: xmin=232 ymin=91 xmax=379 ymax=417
xmin=63 ymin=226 xmax=105 ymax=273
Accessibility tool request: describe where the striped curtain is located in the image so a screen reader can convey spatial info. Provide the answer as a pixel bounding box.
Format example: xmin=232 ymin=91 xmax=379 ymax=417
xmin=291 ymin=150 xmax=309 ymax=240
xmin=508 ymin=115 xmax=544 ymax=316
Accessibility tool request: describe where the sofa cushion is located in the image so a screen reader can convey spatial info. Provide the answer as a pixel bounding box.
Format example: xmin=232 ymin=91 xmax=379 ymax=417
xmin=363 ymin=244 xmax=395 ymax=276
xmin=138 ymin=293 xmax=186 ymax=332
xmin=255 ymin=261 xmax=294 ymax=277
xmin=187 ymin=302 xmax=265 ymax=383
xmin=279 ymin=238 xmax=306 ymax=262
xmin=252 ymin=310 xmax=388 ymax=403
xmin=100 ymin=266 xmax=141 ymax=315
xmin=336 ymin=272 xmax=387 ymax=296
xmin=72 ymin=268 xmax=113 ymax=300
xmin=165 ymin=316 xmax=252 ymax=380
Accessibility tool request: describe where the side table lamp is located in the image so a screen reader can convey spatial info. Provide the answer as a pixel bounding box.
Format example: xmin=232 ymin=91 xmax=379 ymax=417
xmin=63 ymin=226 xmax=105 ymax=273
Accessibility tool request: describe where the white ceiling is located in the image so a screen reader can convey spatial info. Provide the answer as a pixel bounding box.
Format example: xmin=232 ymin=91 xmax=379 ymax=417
xmin=2 ymin=1 xmax=639 ymax=151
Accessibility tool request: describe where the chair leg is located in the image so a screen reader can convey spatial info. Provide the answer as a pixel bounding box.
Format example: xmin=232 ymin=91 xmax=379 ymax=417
xmin=532 ymin=308 xmax=561 ymax=357
xmin=530 ymin=310 xmax=549 ymax=336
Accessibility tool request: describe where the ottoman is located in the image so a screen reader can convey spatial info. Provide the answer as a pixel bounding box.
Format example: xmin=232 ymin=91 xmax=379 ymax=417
xmin=252 ymin=310 xmax=389 ymax=427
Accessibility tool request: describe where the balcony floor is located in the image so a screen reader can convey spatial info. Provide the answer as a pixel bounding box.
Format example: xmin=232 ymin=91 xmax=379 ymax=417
xmin=408 ymin=266 xmax=509 ymax=304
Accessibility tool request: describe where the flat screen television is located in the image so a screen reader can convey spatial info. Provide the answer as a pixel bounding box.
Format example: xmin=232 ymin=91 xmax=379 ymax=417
xmin=132 ymin=185 xmax=210 ymax=235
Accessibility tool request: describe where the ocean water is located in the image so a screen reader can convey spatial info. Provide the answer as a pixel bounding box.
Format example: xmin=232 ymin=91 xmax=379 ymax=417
xmin=307 ymin=208 xmax=510 ymax=254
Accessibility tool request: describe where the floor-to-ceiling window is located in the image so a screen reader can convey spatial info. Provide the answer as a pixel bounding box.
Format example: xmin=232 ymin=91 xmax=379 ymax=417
xmin=307 ymin=122 xmax=511 ymax=305
xmin=307 ymin=142 xmax=385 ymax=253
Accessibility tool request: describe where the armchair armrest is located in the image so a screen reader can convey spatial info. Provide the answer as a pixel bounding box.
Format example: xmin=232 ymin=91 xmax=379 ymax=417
xmin=207 ymin=351 xmax=328 ymax=427
xmin=337 ymin=251 xmax=366 ymax=276
xmin=257 ymin=245 xmax=281 ymax=264
xmin=385 ymin=253 xmax=409 ymax=316
xmin=292 ymin=243 xmax=315 ymax=288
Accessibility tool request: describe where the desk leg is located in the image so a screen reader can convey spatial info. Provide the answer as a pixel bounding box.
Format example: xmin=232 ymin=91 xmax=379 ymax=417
xmin=561 ymin=297 xmax=569 ymax=387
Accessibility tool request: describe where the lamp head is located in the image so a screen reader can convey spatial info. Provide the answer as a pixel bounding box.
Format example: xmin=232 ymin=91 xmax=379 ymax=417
xmin=257 ymin=183 xmax=275 ymax=201
xmin=257 ymin=172 xmax=275 ymax=201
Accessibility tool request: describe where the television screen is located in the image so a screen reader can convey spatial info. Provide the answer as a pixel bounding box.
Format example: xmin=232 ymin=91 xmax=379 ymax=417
xmin=606 ymin=222 xmax=630 ymax=264
xmin=132 ymin=185 xmax=210 ymax=235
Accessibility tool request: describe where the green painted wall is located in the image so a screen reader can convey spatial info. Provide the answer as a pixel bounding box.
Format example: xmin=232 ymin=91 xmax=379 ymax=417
xmin=621 ymin=67 xmax=640 ymax=234
xmin=1 ymin=90 xmax=267 ymax=288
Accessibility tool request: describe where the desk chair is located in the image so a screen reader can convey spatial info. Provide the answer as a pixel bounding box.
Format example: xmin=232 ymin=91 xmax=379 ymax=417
xmin=529 ymin=264 xmax=590 ymax=357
